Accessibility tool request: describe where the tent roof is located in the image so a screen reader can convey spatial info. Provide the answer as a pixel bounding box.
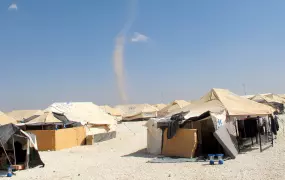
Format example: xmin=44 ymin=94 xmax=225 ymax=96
xmin=46 ymin=102 xmax=116 ymax=125
xmin=6 ymin=110 xmax=43 ymax=121
xmin=263 ymin=94 xmax=285 ymax=104
xmin=115 ymin=104 xmax=158 ymax=118
xmin=99 ymin=105 xmax=122 ymax=116
xmin=249 ymin=94 xmax=281 ymax=104
xmin=153 ymin=104 xmax=167 ymax=110
xmin=199 ymin=88 xmax=274 ymax=116
xmin=0 ymin=111 xmax=17 ymax=125
xmin=26 ymin=112 xmax=62 ymax=124
xmin=167 ymin=100 xmax=225 ymax=118
xmin=278 ymin=94 xmax=285 ymax=99
xmin=158 ymin=100 xmax=190 ymax=117
xmin=241 ymin=95 xmax=255 ymax=99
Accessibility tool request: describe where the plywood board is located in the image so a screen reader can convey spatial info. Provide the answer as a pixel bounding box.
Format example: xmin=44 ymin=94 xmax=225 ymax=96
xmin=162 ymin=128 xmax=197 ymax=158
xmin=28 ymin=130 xmax=56 ymax=151
xmin=55 ymin=126 xmax=86 ymax=150
xmin=28 ymin=126 xmax=86 ymax=151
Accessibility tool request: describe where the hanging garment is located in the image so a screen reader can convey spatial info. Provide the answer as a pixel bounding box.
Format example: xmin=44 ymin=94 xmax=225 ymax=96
xmin=237 ymin=120 xmax=246 ymax=138
xmin=167 ymin=113 xmax=185 ymax=139
xmin=243 ymin=118 xmax=258 ymax=138
xmin=271 ymin=115 xmax=279 ymax=135
xmin=274 ymin=115 xmax=279 ymax=132
xmin=271 ymin=116 xmax=278 ymax=135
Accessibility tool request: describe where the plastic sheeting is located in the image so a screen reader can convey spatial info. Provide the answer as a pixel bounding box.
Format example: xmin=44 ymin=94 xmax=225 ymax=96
xmin=213 ymin=125 xmax=238 ymax=159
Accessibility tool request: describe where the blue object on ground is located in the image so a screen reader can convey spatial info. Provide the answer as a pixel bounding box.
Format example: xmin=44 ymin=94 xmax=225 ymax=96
xmin=208 ymin=154 xmax=215 ymax=165
xmin=216 ymin=154 xmax=224 ymax=165
xmin=7 ymin=166 xmax=12 ymax=177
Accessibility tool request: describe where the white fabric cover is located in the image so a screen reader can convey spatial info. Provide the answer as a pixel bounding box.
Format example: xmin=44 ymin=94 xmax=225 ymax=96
xmin=210 ymin=110 xmax=227 ymax=130
xmin=46 ymin=102 xmax=116 ymax=126
xmin=145 ymin=118 xmax=162 ymax=155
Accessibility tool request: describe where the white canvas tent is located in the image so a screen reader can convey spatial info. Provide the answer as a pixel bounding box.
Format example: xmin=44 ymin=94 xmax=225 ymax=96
xmin=115 ymin=104 xmax=158 ymax=121
xmin=45 ymin=102 xmax=117 ymax=136
xmin=158 ymin=100 xmax=190 ymax=117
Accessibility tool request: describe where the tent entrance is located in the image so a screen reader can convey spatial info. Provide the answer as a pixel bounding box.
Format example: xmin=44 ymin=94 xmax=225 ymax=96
xmin=0 ymin=135 xmax=28 ymax=170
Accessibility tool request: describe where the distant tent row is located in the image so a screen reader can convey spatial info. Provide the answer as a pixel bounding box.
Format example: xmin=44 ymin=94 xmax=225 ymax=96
xmin=245 ymin=93 xmax=285 ymax=113
xmin=99 ymin=105 xmax=122 ymax=121
xmin=0 ymin=111 xmax=17 ymax=125
xmin=1 ymin=102 xmax=119 ymax=151
xmin=157 ymin=100 xmax=190 ymax=117
xmin=6 ymin=110 xmax=43 ymax=123
xmin=115 ymin=104 xmax=158 ymax=121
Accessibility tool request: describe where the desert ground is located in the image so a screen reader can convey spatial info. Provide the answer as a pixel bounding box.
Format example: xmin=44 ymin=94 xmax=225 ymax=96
xmin=5 ymin=117 xmax=285 ymax=180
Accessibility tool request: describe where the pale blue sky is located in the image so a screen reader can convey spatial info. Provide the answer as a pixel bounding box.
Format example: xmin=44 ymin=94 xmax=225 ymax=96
xmin=1 ymin=0 xmax=285 ymax=111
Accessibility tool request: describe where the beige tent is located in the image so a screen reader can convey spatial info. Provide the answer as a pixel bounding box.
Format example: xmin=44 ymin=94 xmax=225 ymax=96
xmin=241 ymin=95 xmax=255 ymax=99
xmin=7 ymin=110 xmax=43 ymax=122
xmin=99 ymin=105 xmax=122 ymax=117
xmin=278 ymin=94 xmax=285 ymax=99
xmin=115 ymin=104 xmax=158 ymax=121
xmin=153 ymin=104 xmax=167 ymax=110
xmin=199 ymin=89 xmax=274 ymax=116
xmin=168 ymin=88 xmax=274 ymax=117
xmin=250 ymin=94 xmax=284 ymax=104
xmin=0 ymin=111 xmax=17 ymax=125
xmin=158 ymin=100 xmax=190 ymax=117
xmin=26 ymin=112 xmax=62 ymax=124
xmin=263 ymin=94 xmax=285 ymax=104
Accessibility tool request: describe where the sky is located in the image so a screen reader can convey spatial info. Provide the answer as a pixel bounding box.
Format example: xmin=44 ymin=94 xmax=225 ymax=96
xmin=1 ymin=0 xmax=285 ymax=111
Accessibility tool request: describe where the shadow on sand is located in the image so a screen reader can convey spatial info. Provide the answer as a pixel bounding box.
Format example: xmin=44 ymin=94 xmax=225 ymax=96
xmin=121 ymin=148 xmax=157 ymax=158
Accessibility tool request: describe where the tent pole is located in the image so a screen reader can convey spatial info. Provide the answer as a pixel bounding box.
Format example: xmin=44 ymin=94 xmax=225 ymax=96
xmin=0 ymin=140 xmax=12 ymax=165
xmin=12 ymin=136 xmax=16 ymax=165
xmin=25 ymin=138 xmax=30 ymax=169
xmin=234 ymin=119 xmax=240 ymax=153
xmin=258 ymin=119 xmax=262 ymax=152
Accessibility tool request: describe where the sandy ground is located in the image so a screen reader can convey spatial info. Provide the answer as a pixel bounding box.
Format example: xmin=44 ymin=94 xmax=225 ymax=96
xmin=6 ymin=118 xmax=285 ymax=180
